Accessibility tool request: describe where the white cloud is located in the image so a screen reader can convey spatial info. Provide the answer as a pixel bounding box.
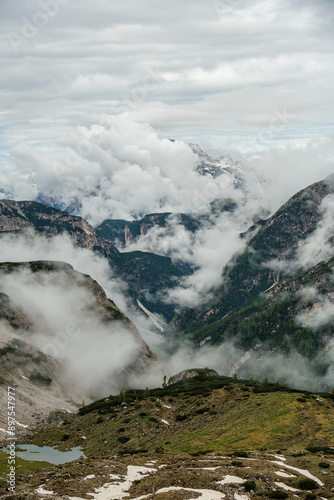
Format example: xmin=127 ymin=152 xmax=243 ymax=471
xmin=0 ymin=0 xmax=333 ymax=149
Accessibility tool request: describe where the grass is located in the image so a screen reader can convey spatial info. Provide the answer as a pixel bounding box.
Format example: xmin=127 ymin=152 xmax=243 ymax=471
xmin=0 ymin=449 xmax=51 ymax=497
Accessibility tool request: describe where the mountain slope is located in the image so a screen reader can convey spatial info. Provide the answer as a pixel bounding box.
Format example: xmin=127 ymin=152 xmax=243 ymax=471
xmin=0 ymin=260 xmax=163 ymax=431
xmin=169 ymin=176 xmax=334 ymax=386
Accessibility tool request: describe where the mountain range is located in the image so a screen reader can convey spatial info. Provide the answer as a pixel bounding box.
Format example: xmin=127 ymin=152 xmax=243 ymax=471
xmin=0 ymin=173 xmax=334 ymax=399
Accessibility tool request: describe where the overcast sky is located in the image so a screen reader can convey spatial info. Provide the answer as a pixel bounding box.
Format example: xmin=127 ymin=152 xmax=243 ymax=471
xmin=1 ymin=0 xmax=333 ymax=151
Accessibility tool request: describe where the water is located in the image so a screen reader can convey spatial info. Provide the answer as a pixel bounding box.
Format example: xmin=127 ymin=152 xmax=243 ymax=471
xmin=2 ymin=444 xmax=86 ymax=465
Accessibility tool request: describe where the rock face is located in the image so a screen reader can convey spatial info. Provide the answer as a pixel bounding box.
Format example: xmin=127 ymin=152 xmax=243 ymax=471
xmin=0 ymin=200 xmax=183 ymax=320
xmin=168 ymin=368 xmax=219 ymax=385
xmin=0 ymin=260 xmax=163 ymax=429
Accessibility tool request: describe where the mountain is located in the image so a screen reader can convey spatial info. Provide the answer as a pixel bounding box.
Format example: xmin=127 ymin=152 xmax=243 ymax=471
xmin=0 ymin=260 xmax=163 ymax=431
xmin=169 ymin=176 xmax=334 ymax=386
xmin=0 ymin=200 xmax=183 ymax=320
xmin=190 ymin=143 xmax=244 ymax=182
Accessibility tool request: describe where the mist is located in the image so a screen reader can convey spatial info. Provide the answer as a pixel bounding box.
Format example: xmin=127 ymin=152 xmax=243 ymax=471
xmin=0 ymin=262 xmax=166 ymax=397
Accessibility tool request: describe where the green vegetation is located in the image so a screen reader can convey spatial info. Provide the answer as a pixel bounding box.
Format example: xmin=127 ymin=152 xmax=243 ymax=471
xmin=268 ymin=490 xmax=288 ymax=499
xmin=0 ymin=450 xmax=51 ymax=477
xmin=297 ymin=478 xmax=319 ymax=490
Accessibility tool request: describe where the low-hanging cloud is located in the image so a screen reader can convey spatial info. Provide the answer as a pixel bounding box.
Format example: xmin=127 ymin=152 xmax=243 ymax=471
xmin=0 ymin=229 xmax=129 ymax=312
xmin=264 ymin=188 xmax=334 ymax=277
xmin=126 ymin=210 xmax=248 ymax=306
xmin=0 ymin=265 xmax=144 ymax=397
xmin=296 ymin=285 xmax=334 ymax=331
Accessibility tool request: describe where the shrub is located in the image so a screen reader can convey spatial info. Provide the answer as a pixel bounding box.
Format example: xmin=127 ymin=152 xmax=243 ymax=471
xmin=118 ymin=436 xmax=130 ymax=444
xmin=175 ymin=414 xmax=188 ymax=422
xmin=268 ymin=490 xmax=288 ymax=499
xmin=306 ymin=446 xmax=334 ymax=454
xmin=195 ymin=406 xmax=210 ymax=415
xmin=242 ymin=480 xmax=256 ymax=491
xmin=297 ymin=478 xmax=319 ymax=490
xmin=229 ymin=451 xmax=249 ymax=458
xmin=318 ymin=462 xmax=330 ymax=468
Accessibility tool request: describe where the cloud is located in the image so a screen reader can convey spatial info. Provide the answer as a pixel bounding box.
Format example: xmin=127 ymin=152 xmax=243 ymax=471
xmin=125 ymin=210 xmax=247 ymax=306
xmin=2 ymin=115 xmax=247 ymax=224
xmin=265 ymin=187 xmax=334 ymax=275
xmin=0 ymin=264 xmax=147 ymax=397
xmin=296 ymin=285 xmax=334 ymax=330
xmin=0 ymin=0 xmax=333 ymax=150
xmin=238 ymin=349 xmax=334 ymax=392
xmin=0 ymin=228 xmax=168 ymax=369
xmin=0 ymin=229 xmax=129 ymax=312
xmin=296 ymin=192 xmax=334 ymax=269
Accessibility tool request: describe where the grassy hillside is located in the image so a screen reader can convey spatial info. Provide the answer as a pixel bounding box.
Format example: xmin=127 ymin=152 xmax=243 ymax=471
xmin=22 ymin=374 xmax=334 ymax=458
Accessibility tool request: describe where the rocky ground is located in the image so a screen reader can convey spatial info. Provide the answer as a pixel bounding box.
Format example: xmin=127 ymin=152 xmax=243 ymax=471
xmin=1 ymin=449 xmax=334 ymax=499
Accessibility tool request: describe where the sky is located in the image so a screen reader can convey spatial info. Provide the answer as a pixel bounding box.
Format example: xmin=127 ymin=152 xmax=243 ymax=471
xmin=1 ymin=0 xmax=333 ymax=150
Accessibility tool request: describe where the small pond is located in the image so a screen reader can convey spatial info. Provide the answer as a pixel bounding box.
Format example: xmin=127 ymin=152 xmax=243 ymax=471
xmin=2 ymin=444 xmax=86 ymax=465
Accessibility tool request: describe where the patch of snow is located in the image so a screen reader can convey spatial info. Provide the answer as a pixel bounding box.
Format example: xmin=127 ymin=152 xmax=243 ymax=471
xmin=161 ymin=419 xmax=170 ymax=425
xmin=275 ymin=471 xmax=296 ymax=478
xmin=274 ymin=482 xmax=300 ymax=492
xmin=188 ymin=467 xmax=222 ymax=471
xmin=270 ymin=454 xmax=286 ymax=461
xmin=36 ymin=486 xmax=54 ymax=495
xmin=21 ymin=375 xmax=29 ymax=380
xmin=108 ymin=474 xmax=121 ymax=480
xmin=271 ymin=461 xmax=324 ymax=486
xmin=234 ymin=494 xmax=249 ymax=500
xmin=217 ymin=475 xmax=244 ymax=485
xmin=83 ymin=475 xmax=96 ymax=480
xmin=69 ymin=466 xmax=156 ymax=500
xmin=163 ymin=404 xmax=172 ymax=408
